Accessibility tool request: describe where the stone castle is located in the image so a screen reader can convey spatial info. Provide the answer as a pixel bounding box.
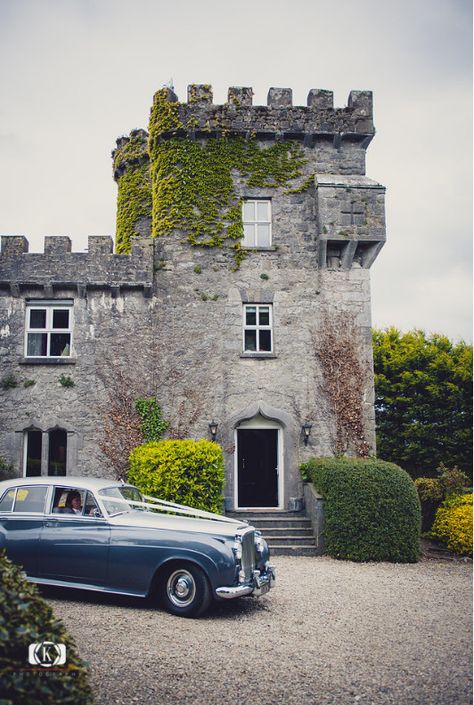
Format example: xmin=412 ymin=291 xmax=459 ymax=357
xmin=0 ymin=84 xmax=386 ymax=512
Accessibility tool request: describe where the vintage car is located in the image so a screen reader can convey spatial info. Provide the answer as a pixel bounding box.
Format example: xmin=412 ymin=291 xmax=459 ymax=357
xmin=0 ymin=476 xmax=275 ymax=617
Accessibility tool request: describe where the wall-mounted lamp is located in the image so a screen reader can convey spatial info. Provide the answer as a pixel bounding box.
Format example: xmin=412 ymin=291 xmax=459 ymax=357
xmin=302 ymin=422 xmax=312 ymax=446
xmin=208 ymin=420 xmax=218 ymax=442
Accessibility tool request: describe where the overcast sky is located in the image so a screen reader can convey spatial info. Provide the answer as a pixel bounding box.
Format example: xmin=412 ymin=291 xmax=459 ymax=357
xmin=0 ymin=0 xmax=472 ymax=340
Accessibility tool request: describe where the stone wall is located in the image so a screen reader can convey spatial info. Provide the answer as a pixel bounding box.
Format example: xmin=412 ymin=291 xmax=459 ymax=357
xmin=0 ymin=237 xmax=155 ymax=478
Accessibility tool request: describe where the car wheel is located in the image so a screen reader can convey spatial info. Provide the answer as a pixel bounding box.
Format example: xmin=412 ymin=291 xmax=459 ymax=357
xmin=160 ymin=564 xmax=212 ymax=618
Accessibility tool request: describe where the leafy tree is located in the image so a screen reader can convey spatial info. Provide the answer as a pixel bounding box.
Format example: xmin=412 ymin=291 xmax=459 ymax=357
xmin=372 ymin=328 xmax=472 ymax=478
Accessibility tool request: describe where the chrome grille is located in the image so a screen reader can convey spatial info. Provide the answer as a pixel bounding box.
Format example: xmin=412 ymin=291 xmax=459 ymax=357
xmin=240 ymin=528 xmax=256 ymax=581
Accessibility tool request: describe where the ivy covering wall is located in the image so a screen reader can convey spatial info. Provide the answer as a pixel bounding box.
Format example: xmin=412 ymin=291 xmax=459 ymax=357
xmin=114 ymin=89 xmax=312 ymax=266
xmin=114 ymin=131 xmax=152 ymax=254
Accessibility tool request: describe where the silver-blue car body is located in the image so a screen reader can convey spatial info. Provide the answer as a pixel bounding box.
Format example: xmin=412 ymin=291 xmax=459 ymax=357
xmin=0 ymin=476 xmax=275 ymax=617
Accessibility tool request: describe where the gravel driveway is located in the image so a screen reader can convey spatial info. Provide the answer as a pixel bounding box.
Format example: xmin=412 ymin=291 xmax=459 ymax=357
xmin=43 ymin=556 xmax=472 ymax=705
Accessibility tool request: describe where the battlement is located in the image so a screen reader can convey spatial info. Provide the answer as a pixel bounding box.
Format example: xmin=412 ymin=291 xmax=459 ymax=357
xmin=0 ymin=236 xmax=154 ymax=297
xmin=112 ymin=128 xmax=149 ymax=181
xmin=148 ymin=84 xmax=374 ymax=145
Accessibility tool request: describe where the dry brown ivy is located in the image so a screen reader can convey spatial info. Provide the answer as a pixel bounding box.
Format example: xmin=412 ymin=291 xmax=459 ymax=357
xmin=315 ymin=315 xmax=371 ymax=457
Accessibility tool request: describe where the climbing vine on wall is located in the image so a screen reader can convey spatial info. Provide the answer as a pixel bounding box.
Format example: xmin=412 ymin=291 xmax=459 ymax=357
xmin=314 ymin=315 xmax=371 ymax=457
xmin=115 ymin=88 xmax=310 ymax=266
xmin=114 ymin=131 xmax=152 ymax=254
xmin=135 ymin=398 xmax=169 ymax=442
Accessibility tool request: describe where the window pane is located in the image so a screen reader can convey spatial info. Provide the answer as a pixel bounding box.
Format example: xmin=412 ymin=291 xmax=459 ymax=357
xmin=0 ymin=489 xmax=16 ymax=512
xmin=29 ymin=309 xmax=46 ymax=329
xmin=245 ymin=307 xmax=257 ymax=326
xmin=243 ymin=224 xmax=255 ymax=247
xmin=259 ymin=330 xmax=272 ymax=352
xmin=257 ymin=224 xmax=271 ymax=247
xmin=27 ymin=333 xmax=47 ymax=356
xmin=243 ymin=201 xmax=255 ymax=221
xmin=50 ymin=333 xmax=71 ymax=357
xmin=84 ymin=491 xmax=103 ymax=518
xmin=257 ymin=201 xmax=269 ymax=221
xmin=48 ymin=429 xmax=67 ymax=476
xmin=244 ymin=330 xmax=257 ymax=351
xmin=53 ymin=309 xmax=69 ymax=329
xmin=258 ymin=307 xmax=270 ymax=326
xmin=13 ymin=486 xmax=47 ymax=513
xmin=26 ymin=430 xmax=42 ymax=476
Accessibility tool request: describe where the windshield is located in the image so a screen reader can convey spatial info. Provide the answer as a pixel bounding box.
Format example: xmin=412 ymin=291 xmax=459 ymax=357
xmin=98 ymin=485 xmax=144 ymax=516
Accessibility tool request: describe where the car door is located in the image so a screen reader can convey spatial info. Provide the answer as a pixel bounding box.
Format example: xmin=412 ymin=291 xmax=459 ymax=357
xmin=38 ymin=487 xmax=111 ymax=585
xmin=0 ymin=484 xmax=49 ymax=576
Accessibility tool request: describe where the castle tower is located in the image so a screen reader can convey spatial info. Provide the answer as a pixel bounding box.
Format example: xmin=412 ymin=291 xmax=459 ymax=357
xmin=113 ymin=84 xmax=386 ymax=511
xmin=0 ymin=82 xmax=385 ymax=514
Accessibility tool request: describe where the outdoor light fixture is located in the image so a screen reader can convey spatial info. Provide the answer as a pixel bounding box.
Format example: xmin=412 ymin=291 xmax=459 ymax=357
xmin=302 ymin=422 xmax=312 ymax=446
xmin=208 ymin=420 xmax=218 ymax=441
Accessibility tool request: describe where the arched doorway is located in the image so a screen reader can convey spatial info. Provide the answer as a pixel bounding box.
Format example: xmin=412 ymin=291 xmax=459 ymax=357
xmin=234 ymin=414 xmax=283 ymax=509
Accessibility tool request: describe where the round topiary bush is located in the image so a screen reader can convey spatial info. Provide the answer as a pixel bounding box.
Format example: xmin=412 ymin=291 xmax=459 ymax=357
xmin=301 ymin=457 xmax=421 ymax=562
xmin=0 ymin=551 xmax=94 ymax=705
xmin=128 ymin=439 xmax=225 ymax=514
xmin=431 ymin=493 xmax=473 ymax=556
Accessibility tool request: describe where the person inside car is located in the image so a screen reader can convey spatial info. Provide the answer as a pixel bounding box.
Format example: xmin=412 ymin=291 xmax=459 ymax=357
xmin=54 ymin=490 xmax=83 ymax=515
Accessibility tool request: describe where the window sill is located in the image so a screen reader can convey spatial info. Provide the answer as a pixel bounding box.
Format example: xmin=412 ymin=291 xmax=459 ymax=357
xmin=19 ymin=357 xmax=77 ymax=365
xmin=242 ymin=246 xmax=277 ymax=252
xmin=240 ymin=353 xmax=277 ymax=359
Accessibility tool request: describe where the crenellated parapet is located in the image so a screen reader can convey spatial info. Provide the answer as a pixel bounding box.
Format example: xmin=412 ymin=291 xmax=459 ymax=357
xmin=112 ymin=128 xmax=149 ymax=181
xmin=148 ymin=84 xmax=374 ymax=145
xmin=110 ymin=83 xmax=383 ymax=265
xmin=0 ymin=236 xmax=154 ymax=297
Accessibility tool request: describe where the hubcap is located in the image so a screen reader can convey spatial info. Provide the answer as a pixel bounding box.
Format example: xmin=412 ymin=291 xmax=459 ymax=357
xmin=167 ymin=569 xmax=196 ymax=608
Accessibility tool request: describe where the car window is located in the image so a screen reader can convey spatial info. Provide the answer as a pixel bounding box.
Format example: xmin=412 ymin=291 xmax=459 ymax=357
xmin=84 ymin=491 xmax=103 ymax=518
xmin=0 ymin=488 xmax=16 ymax=512
xmin=52 ymin=487 xmax=86 ymax=515
xmin=98 ymin=485 xmax=143 ymax=516
xmin=12 ymin=486 xmax=48 ymax=514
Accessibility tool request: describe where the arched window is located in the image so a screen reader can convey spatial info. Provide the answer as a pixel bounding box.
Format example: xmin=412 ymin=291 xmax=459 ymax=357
xmin=23 ymin=427 xmax=69 ymax=476
xmin=24 ymin=428 xmax=42 ymax=477
xmin=48 ymin=429 xmax=67 ymax=476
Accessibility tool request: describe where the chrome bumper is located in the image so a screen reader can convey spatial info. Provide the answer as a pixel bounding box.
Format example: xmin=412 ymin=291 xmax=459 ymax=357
xmin=215 ymin=564 xmax=276 ymax=600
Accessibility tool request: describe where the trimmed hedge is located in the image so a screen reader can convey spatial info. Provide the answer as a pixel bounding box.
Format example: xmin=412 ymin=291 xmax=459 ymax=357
xmin=128 ymin=439 xmax=225 ymax=513
xmin=301 ymin=457 xmax=421 ymax=562
xmin=0 ymin=551 xmax=94 ymax=705
xmin=431 ymin=493 xmax=473 ymax=556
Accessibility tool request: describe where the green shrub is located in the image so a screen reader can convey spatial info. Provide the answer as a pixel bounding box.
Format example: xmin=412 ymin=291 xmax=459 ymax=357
xmin=414 ymin=477 xmax=444 ymax=502
xmin=0 ymin=551 xmax=94 ymax=705
xmin=0 ymin=457 xmax=15 ymax=481
xmin=301 ymin=457 xmax=421 ymax=562
xmin=436 ymin=463 xmax=470 ymax=496
xmin=431 ymin=493 xmax=473 ymax=556
xmin=415 ymin=464 xmax=470 ymax=532
xmin=128 ymin=439 xmax=224 ymax=513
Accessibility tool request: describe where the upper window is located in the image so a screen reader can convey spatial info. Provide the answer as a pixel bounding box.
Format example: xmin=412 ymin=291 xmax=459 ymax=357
xmin=243 ymin=305 xmax=273 ymax=353
xmin=242 ymin=200 xmax=271 ymax=248
xmin=25 ymin=300 xmax=73 ymax=358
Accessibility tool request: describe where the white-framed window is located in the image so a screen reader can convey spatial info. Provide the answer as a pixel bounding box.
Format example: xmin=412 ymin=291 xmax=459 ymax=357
xmin=243 ymin=304 xmax=273 ymax=353
xmin=242 ymin=200 xmax=272 ymax=248
xmin=25 ymin=300 xmax=73 ymax=358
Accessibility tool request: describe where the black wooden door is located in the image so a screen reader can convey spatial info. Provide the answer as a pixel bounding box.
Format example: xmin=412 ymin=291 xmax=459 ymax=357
xmin=237 ymin=428 xmax=278 ymax=507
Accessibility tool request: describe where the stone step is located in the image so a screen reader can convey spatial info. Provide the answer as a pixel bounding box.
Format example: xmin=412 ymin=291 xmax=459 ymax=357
xmin=264 ymin=535 xmax=316 ymax=547
xmin=226 ymin=511 xmax=321 ymax=556
xmin=259 ymin=527 xmax=314 ymax=538
xmin=270 ymin=545 xmax=320 ymax=556
xmin=233 ymin=517 xmax=312 ymax=530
